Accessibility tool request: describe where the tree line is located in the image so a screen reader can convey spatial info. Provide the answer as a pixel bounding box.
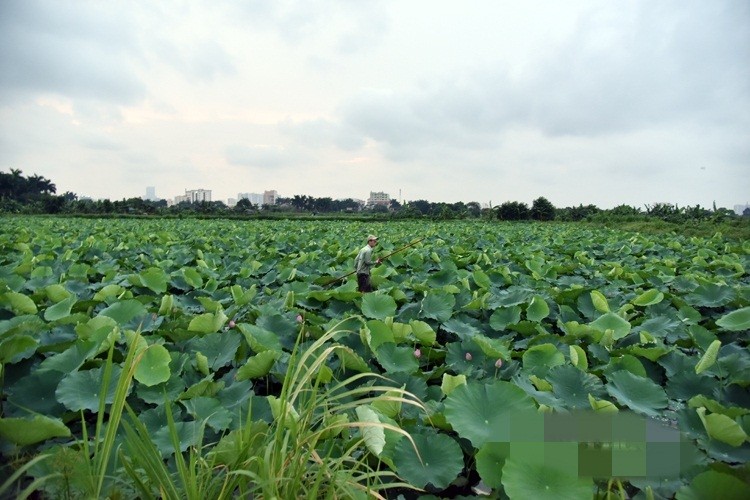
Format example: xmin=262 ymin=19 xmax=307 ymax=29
xmin=0 ymin=168 xmax=744 ymax=223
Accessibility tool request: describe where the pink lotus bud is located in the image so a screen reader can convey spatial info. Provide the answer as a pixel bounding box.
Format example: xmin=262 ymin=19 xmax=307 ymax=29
xmin=465 ymin=352 xmax=473 ymax=361
xmin=296 ymin=314 xmax=303 ymax=323
xmin=414 ymin=348 xmax=421 ymax=359
xmin=228 ymin=320 xmax=236 ymax=328
xmin=495 ymin=358 xmax=503 ymax=368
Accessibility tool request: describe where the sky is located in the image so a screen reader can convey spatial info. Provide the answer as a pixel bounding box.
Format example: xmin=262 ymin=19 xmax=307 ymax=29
xmin=0 ymin=0 xmax=748 ymax=209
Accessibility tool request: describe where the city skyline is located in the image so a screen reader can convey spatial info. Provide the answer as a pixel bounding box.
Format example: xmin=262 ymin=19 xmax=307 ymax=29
xmin=1 ymin=1 xmax=747 ymax=209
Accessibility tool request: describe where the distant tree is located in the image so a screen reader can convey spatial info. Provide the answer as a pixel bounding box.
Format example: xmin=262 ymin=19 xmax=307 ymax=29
xmin=466 ymin=202 xmax=481 ymax=218
xmin=235 ymin=198 xmax=255 ymax=212
xmin=497 ymin=201 xmax=530 ymax=221
xmin=408 ymin=199 xmax=432 ymax=215
xmin=389 ymin=199 xmax=402 ymax=210
xmin=531 ymin=197 xmax=555 ymax=221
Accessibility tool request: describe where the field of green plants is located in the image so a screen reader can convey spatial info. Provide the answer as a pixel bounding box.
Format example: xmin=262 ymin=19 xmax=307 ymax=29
xmin=0 ymin=216 xmax=748 ymax=499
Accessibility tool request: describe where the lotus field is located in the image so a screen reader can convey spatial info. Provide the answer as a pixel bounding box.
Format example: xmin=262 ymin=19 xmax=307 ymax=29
xmin=0 ymin=216 xmax=748 ymax=499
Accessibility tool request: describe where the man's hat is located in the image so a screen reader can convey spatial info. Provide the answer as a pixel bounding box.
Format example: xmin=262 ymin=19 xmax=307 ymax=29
xmin=368 ymin=234 xmax=378 ymax=242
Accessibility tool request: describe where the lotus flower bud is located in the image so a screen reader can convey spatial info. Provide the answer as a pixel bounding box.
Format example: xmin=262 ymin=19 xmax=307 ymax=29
xmin=296 ymin=314 xmax=303 ymax=323
xmin=414 ymin=348 xmax=422 ymax=359
xmin=465 ymin=352 xmax=473 ymax=361
xmin=495 ymin=358 xmax=503 ymax=368
xmin=228 ymin=320 xmax=236 ymax=328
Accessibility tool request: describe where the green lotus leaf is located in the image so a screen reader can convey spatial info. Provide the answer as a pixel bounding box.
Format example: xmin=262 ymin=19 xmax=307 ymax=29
xmin=365 ymin=319 xmax=394 ymax=351
xmin=43 ymin=294 xmax=77 ymax=321
xmin=688 ymin=395 xmax=750 ymax=419
xmin=473 ymin=269 xmax=491 ymax=289
xmin=236 ymin=350 xmax=281 ymax=380
xmin=441 ymin=373 xmax=467 ymax=396
xmin=1 ymin=291 xmax=38 ymax=315
xmin=181 ymin=396 xmax=233 ymax=432
xmin=687 ymin=282 xmax=736 ymax=308
xmin=355 ymin=405 xmax=386 ymax=457
xmin=716 ymin=307 xmax=750 ymax=332
xmin=375 ymin=344 xmax=419 ymax=374
xmin=336 ymin=346 xmax=371 ymax=373
xmin=676 ymin=470 xmax=750 ymax=500
xmin=0 ymin=415 xmax=71 ymax=446
xmin=473 ymin=334 xmax=511 ymax=360
xmin=605 ymin=370 xmax=668 ymax=417
xmin=590 ymin=312 xmax=631 ymax=340
xmin=695 ymin=340 xmax=721 ymax=374
xmin=522 ymin=344 xmax=565 ymax=377
xmin=490 ymin=306 xmax=522 ymax=330
xmin=152 ymin=420 xmax=203 ymax=455
xmin=361 ymin=293 xmax=397 ymax=320
xmin=420 ymin=291 xmax=455 ymax=322
xmin=590 ymin=290 xmax=610 ymax=313
xmin=99 ymin=299 xmax=147 ymax=324
xmin=56 ymin=366 xmax=123 ymax=412
xmin=501 ymin=459 xmax=593 ymax=500
xmin=138 ymin=267 xmax=168 ymax=294
xmin=526 ymin=295 xmax=550 ymax=322
xmin=588 ymin=394 xmax=619 ymax=413
xmin=238 ymin=323 xmax=283 ymax=353
xmin=632 ymin=289 xmax=665 ymax=306
xmin=569 ymin=345 xmax=588 ymax=371
xmin=93 ymin=284 xmax=126 ymax=301
xmin=409 ymin=320 xmax=436 ymax=346
xmin=444 ymin=380 xmax=536 ymax=447
xmin=180 ymin=267 xmax=204 ymax=289
xmin=547 ymin=365 xmax=605 ymax=410
xmin=393 ymin=431 xmax=464 ymax=490
xmin=0 ymin=334 xmax=38 ymax=364
xmin=476 ymin=442 xmax=511 ymax=488
xmin=188 ymin=309 xmax=228 ymax=334
xmin=134 ymin=344 xmax=172 ymax=386
xmin=604 ymin=354 xmax=647 ymax=378
xmin=44 ymin=284 xmax=71 ymax=303
xmin=371 ymin=389 xmax=404 ymax=419
xmin=186 ymin=332 xmax=241 ymax=370
xmin=696 ymin=407 xmax=748 ymax=447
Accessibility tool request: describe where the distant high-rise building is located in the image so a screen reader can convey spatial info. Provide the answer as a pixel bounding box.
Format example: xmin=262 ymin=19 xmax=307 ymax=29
xmin=367 ymin=191 xmax=390 ymax=206
xmin=174 ymin=189 xmax=211 ymax=204
xmin=263 ymin=190 xmax=278 ymax=206
xmin=238 ymin=192 xmax=264 ymax=206
xmin=145 ymin=186 xmax=156 ymax=201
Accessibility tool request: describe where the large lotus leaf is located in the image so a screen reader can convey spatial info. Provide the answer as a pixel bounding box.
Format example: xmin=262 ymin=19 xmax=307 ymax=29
xmin=444 ymin=380 xmax=536 ymax=447
xmin=589 ymin=312 xmax=631 ymax=340
xmin=0 ymin=334 xmax=38 ymax=364
xmin=696 ymin=407 xmax=748 ymax=447
xmin=604 ymin=354 xmax=647 ymax=378
xmin=99 ymin=299 xmax=147 ymax=325
xmin=44 ymin=294 xmax=77 ymax=322
xmin=365 ymin=320 xmax=394 ymax=351
xmin=605 ymin=370 xmax=668 ymax=417
xmin=442 ymin=317 xmax=481 ymax=340
xmin=361 ymin=293 xmax=397 ymax=320
xmin=56 ymin=366 xmax=123 ymax=412
xmin=489 ymin=288 xmax=531 ymax=308
xmin=695 ymin=340 xmax=721 ymax=374
xmin=420 ymin=291 xmax=455 ymax=322
xmin=473 ymin=334 xmax=511 ymax=360
xmin=186 ymin=333 xmax=241 ymax=370
xmin=134 ymin=344 xmax=172 ymax=386
xmin=526 ymin=295 xmax=550 ymax=322
xmin=590 ymin=290 xmax=610 ymax=313
xmin=256 ymin=314 xmax=299 ymax=349
xmin=632 ymin=289 xmax=665 ymax=307
xmin=409 ymin=320 xmax=436 ymax=346
xmin=490 ymin=306 xmax=522 ymax=330
xmin=501 ymin=459 xmax=593 ymax=500
xmin=336 ymin=346 xmax=371 ymax=373
xmin=2 ymin=291 xmax=38 ymax=314
xmin=522 ymin=344 xmax=565 ymax=377
xmin=355 ymin=405 xmax=386 ymax=457
xmin=93 ymin=284 xmax=126 ymax=302
xmin=427 ymin=267 xmax=458 ymax=287
xmin=666 ymin=371 xmax=719 ymax=401
xmin=7 ymin=369 xmax=66 ymax=415
xmin=547 ymin=365 xmax=605 ymax=409
xmin=138 ymin=267 xmax=168 ymax=294
xmin=676 ymin=470 xmax=750 ymax=500
xmin=152 ymin=420 xmax=203 ymax=455
xmin=476 ymin=442 xmax=511 ymax=488
xmin=473 ymin=269 xmax=491 ymax=289
xmin=393 ymin=431 xmax=464 ymax=490
xmin=180 ymin=267 xmax=204 ymax=289
xmin=686 ymin=282 xmax=736 ymax=308
xmin=716 ymin=307 xmax=750 ymax=332
xmin=0 ymin=415 xmax=71 ymax=446
xmin=236 ymin=350 xmax=281 ymax=380
xmin=375 ymin=344 xmax=419 ymax=374
xmin=181 ymin=396 xmax=233 ymax=432
xmin=188 ymin=309 xmax=228 ymax=334
xmin=238 ymin=324 xmax=283 ymax=353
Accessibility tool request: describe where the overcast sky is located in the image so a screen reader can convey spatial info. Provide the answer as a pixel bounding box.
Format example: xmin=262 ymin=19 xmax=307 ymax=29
xmin=1 ymin=0 xmax=748 ymax=209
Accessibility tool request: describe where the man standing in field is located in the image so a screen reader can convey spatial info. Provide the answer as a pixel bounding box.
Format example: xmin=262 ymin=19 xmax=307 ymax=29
xmin=355 ymin=234 xmax=380 ymax=292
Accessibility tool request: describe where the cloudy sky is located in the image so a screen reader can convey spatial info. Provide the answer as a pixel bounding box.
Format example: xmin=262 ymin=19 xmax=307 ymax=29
xmin=1 ymin=0 xmax=748 ymax=209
